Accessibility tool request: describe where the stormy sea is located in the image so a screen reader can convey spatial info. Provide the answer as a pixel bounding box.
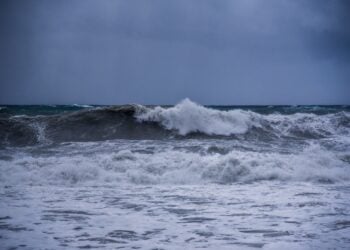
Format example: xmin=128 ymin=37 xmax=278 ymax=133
xmin=0 ymin=99 xmax=349 ymax=250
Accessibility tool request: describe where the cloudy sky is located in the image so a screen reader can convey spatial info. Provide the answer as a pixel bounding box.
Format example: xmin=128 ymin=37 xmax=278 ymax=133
xmin=0 ymin=0 xmax=349 ymax=105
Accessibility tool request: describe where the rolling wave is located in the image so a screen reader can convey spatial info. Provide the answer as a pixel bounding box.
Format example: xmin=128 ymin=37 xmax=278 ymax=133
xmin=0 ymin=99 xmax=349 ymax=146
xmin=1 ymin=141 xmax=349 ymax=185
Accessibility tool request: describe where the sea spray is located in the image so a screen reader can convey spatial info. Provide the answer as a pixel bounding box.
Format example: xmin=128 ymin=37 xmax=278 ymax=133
xmin=0 ymin=99 xmax=349 ymax=146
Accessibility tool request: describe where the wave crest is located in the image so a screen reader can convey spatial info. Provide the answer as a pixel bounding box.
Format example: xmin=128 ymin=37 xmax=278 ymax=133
xmin=137 ymin=99 xmax=350 ymax=138
xmin=137 ymin=98 xmax=258 ymax=135
xmin=0 ymin=99 xmax=349 ymax=146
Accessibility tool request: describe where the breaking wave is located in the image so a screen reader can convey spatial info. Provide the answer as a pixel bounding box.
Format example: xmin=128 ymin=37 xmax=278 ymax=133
xmin=137 ymin=99 xmax=350 ymax=138
xmin=0 ymin=99 xmax=349 ymax=186
xmin=0 ymin=99 xmax=349 ymax=146
xmin=0 ymin=141 xmax=349 ymax=186
xmin=136 ymin=99 xmax=256 ymax=135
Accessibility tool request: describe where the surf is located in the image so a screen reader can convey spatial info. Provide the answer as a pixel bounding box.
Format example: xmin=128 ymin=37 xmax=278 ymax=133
xmin=0 ymin=99 xmax=349 ymax=146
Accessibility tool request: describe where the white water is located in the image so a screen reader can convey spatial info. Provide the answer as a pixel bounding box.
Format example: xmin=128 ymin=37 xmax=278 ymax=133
xmin=1 ymin=183 xmax=349 ymax=249
xmin=137 ymin=99 xmax=257 ymax=135
xmin=137 ymin=99 xmax=350 ymax=138
xmin=0 ymin=140 xmax=349 ymax=186
xmin=1 ymin=100 xmax=350 ymax=249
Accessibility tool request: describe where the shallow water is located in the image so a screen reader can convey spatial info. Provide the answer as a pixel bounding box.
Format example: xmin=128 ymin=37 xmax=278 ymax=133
xmin=1 ymin=184 xmax=350 ymax=249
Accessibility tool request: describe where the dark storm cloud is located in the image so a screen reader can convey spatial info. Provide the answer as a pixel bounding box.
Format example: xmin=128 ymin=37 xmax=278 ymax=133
xmin=298 ymin=0 xmax=350 ymax=62
xmin=0 ymin=0 xmax=349 ymax=105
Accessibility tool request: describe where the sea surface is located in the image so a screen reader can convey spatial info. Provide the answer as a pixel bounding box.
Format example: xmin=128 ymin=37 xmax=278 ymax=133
xmin=0 ymin=99 xmax=350 ymax=249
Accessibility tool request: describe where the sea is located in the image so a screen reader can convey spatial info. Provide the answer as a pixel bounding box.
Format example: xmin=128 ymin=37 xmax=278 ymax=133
xmin=0 ymin=99 xmax=349 ymax=249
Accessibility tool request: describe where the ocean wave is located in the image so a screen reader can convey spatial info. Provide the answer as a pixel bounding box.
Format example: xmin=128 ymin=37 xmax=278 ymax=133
xmin=136 ymin=99 xmax=259 ymax=135
xmin=72 ymin=104 xmax=94 ymax=108
xmin=137 ymin=99 xmax=349 ymax=139
xmin=0 ymin=99 xmax=349 ymax=146
xmin=0 ymin=142 xmax=348 ymax=186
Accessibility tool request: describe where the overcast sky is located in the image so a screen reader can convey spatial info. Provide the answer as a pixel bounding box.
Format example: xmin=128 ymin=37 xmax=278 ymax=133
xmin=0 ymin=0 xmax=349 ymax=105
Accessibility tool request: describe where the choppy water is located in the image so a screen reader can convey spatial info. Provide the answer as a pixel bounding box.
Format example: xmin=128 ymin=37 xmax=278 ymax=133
xmin=0 ymin=99 xmax=349 ymax=249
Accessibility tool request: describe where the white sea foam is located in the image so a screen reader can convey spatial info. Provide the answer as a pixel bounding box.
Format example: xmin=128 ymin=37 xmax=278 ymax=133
xmin=72 ymin=104 xmax=93 ymax=108
xmin=1 ymin=102 xmax=349 ymax=250
xmin=263 ymin=111 xmax=350 ymax=138
xmin=136 ymin=99 xmax=349 ymax=138
xmin=1 ymin=141 xmax=348 ymax=186
xmin=29 ymin=122 xmax=50 ymax=144
xmin=136 ymin=98 xmax=259 ymax=135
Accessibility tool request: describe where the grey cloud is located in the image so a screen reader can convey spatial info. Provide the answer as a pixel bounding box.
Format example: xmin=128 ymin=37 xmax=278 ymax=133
xmin=0 ymin=0 xmax=349 ymax=105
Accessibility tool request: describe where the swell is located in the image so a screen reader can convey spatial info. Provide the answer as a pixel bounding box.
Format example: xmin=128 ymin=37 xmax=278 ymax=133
xmin=0 ymin=105 xmax=170 ymax=146
xmin=0 ymin=99 xmax=349 ymax=146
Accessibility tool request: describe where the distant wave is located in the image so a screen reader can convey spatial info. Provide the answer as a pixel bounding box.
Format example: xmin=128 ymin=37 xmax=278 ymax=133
xmin=72 ymin=104 xmax=93 ymax=108
xmin=0 ymin=99 xmax=349 ymax=146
